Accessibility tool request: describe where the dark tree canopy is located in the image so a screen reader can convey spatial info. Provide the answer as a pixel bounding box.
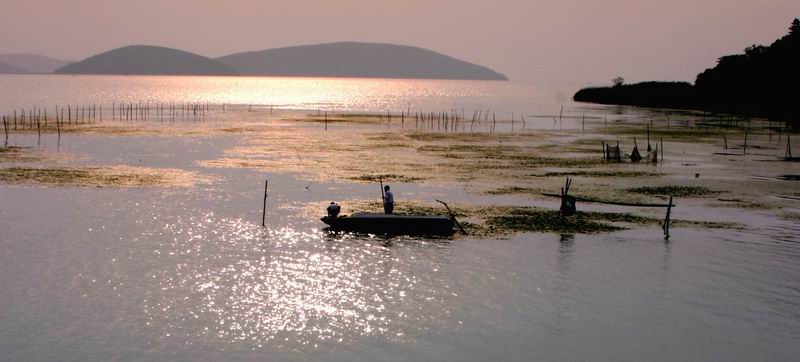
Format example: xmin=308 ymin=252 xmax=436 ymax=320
xmin=575 ymin=18 xmax=800 ymax=127
xmin=694 ymin=18 xmax=799 ymax=118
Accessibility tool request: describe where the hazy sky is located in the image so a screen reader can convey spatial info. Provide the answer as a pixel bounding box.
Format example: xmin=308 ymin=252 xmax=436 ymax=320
xmin=0 ymin=0 xmax=796 ymax=84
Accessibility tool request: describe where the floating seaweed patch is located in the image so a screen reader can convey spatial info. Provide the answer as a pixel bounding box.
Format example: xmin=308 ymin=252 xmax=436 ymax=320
xmin=535 ymin=170 xmax=662 ymax=178
xmin=0 ymin=146 xmax=74 ymax=163
xmin=0 ymin=166 xmax=199 ymax=187
xmin=348 ymin=174 xmax=424 ymax=183
xmin=714 ymin=198 xmax=770 ymax=209
xmin=485 ymin=186 xmax=538 ymax=195
xmin=627 ymin=185 xmax=721 ymax=197
xmin=0 ymin=147 xmax=42 ymax=162
xmin=484 ymin=211 xmax=624 ymax=234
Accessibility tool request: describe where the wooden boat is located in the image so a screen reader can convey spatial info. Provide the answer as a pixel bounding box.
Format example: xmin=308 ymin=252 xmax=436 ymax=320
xmin=321 ymin=212 xmax=455 ymax=236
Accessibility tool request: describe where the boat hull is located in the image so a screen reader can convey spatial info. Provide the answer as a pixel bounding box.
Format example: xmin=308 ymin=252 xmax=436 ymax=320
xmin=321 ymin=213 xmax=455 ymax=236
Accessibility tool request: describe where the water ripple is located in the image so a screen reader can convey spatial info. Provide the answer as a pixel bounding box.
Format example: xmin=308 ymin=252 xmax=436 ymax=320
xmin=137 ymin=213 xmax=452 ymax=347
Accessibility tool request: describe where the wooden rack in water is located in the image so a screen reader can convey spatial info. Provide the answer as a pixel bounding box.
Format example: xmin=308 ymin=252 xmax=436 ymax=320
xmin=545 ymin=177 xmax=676 ymax=239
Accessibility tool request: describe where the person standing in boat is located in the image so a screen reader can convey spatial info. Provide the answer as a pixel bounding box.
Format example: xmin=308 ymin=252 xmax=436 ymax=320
xmin=327 ymin=202 xmax=341 ymax=218
xmin=383 ymin=185 xmax=394 ymax=214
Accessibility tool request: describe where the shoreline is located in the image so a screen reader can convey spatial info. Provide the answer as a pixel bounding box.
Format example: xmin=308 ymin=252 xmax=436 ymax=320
xmin=574 ymin=83 xmax=799 ymax=128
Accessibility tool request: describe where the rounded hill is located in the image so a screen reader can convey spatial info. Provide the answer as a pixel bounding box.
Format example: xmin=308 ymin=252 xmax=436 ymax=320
xmin=0 ymin=61 xmax=31 ymax=74
xmin=55 ymin=45 xmax=238 ymax=76
xmin=217 ymin=42 xmax=508 ymax=80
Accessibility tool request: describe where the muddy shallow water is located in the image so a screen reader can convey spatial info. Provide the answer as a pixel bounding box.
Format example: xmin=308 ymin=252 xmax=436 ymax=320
xmin=1 ymin=76 xmax=800 ymax=361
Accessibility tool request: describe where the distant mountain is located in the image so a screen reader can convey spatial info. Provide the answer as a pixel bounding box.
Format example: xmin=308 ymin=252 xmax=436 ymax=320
xmin=217 ymin=42 xmax=508 ymax=80
xmin=0 ymin=54 xmax=72 ymax=73
xmin=0 ymin=60 xmax=31 ymax=74
xmin=55 ymin=45 xmax=238 ymax=76
xmin=50 ymin=42 xmax=506 ymax=80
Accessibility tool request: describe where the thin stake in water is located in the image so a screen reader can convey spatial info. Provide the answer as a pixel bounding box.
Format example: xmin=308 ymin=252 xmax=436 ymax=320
xmin=261 ymin=179 xmax=269 ymax=227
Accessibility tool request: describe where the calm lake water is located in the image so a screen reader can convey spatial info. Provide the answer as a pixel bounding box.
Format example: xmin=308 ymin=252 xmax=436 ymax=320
xmin=0 ymin=74 xmax=572 ymax=116
xmin=1 ymin=75 xmax=799 ymax=361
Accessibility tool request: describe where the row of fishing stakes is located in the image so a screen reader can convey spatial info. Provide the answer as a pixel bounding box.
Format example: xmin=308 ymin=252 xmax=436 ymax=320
xmin=5 ymin=102 xmax=794 ymax=158
xmin=694 ymin=113 xmax=794 ymax=148
xmin=4 ymin=103 xmax=539 ymax=139
xmin=1 ymin=101 xmax=214 ymax=144
xmin=601 ymin=113 xmax=792 ymax=163
xmin=313 ymin=107 xmax=796 ymax=150
xmin=0 ymin=100 xmax=291 ymax=144
xmin=319 ymin=108 xmax=529 ymax=134
xmin=1 ymin=101 xmax=268 ymax=138
xmin=2 ymin=105 xmax=104 ymax=143
xmin=111 ymin=101 xmax=211 ymax=121
xmin=3 ymin=105 xmax=98 ymax=130
xmin=639 ymin=114 xmax=797 ymax=160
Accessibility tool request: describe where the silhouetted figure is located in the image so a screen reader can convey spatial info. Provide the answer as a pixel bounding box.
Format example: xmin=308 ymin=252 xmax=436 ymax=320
xmin=383 ymin=186 xmax=394 ymax=214
xmin=327 ymin=202 xmax=341 ymax=218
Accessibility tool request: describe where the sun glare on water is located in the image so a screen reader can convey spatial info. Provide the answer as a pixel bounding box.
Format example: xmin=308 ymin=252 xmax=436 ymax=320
xmin=132 ymin=213 xmax=450 ymax=347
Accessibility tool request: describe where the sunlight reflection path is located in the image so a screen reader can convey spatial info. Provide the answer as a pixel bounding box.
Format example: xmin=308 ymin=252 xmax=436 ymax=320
xmin=138 ymin=213 xmax=454 ymax=347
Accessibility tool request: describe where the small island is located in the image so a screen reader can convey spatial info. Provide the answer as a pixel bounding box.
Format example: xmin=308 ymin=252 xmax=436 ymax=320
xmin=0 ymin=61 xmax=30 ymax=74
xmin=216 ymin=42 xmax=508 ymax=80
xmin=55 ymin=45 xmax=239 ymax=76
xmin=0 ymin=54 xmax=73 ymax=74
xmin=574 ymin=18 xmax=799 ymax=126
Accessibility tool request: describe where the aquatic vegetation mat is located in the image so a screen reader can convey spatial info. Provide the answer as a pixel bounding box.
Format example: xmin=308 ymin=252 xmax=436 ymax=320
xmin=627 ymin=186 xmax=721 ymax=197
xmin=328 ymin=200 xmax=736 ymax=237
xmin=0 ymin=146 xmax=47 ymax=162
xmin=36 ymin=112 xmax=789 ymax=224
xmin=483 ymin=186 xmax=672 ymax=205
xmin=0 ymin=146 xmax=76 ymax=164
xmin=348 ymin=174 xmax=424 ymax=183
xmin=596 ymin=124 xmax=723 ymax=141
xmin=1 ymin=147 xmax=30 ymax=161
xmin=485 ymin=186 xmax=540 ymax=195
xmin=193 ymin=115 xmax=783 ymax=217
xmin=534 ymin=170 xmax=662 ymax=178
xmin=198 ymin=117 xmax=616 ymax=188
xmin=0 ymin=166 xmax=199 ymax=187
xmin=483 ymin=211 xmax=624 ymax=234
xmin=713 ymin=198 xmax=770 ymax=209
